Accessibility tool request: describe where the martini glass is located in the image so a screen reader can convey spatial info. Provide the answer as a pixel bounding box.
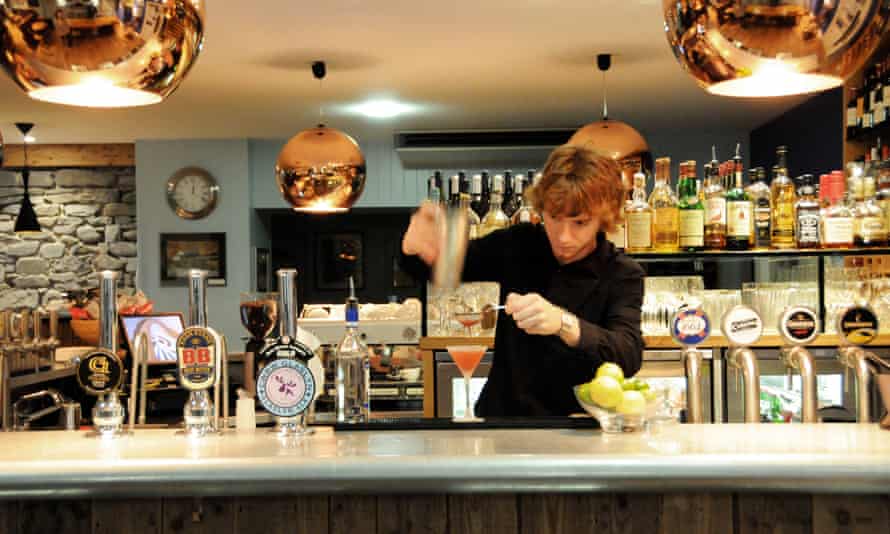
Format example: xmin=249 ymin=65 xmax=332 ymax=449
xmin=446 ymin=345 xmax=486 ymax=422
xmin=453 ymin=312 xmax=481 ymax=336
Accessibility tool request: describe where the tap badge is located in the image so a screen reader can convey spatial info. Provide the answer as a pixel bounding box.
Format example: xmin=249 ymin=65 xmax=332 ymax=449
xmin=671 ymin=308 xmax=710 ymax=346
xmin=838 ymin=306 xmax=879 ymax=346
xmin=721 ymin=305 xmax=763 ymax=346
xmin=257 ymin=358 xmax=316 ymax=418
xmin=780 ymin=307 xmax=818 ymax=345
xmin=176 ymin=327 xmax=217 ymax=391
xmin=77 ymin=349 xmax=123 ymax=395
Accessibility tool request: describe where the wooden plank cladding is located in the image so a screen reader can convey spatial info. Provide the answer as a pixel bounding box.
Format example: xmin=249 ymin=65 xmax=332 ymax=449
xmin=2 ymin=144 xmax=134 ymax=168
xmin=0 ymin=493 xmax=886 ymax=533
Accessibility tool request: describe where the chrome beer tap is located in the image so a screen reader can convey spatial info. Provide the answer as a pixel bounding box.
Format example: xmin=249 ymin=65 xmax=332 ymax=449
xmin=723 ymin=305 xmax=763 ymax=424
xmin=256 ymin=269 xmax=316 ymax=437
xmin=778 ymin=306 xmax=819 ymax=423
xmin=836 ymin=304 xmax=880 ymax=423
xmin=76 ymin=271 xmax=126 ymax=437
xmin=671 ymin=308 xmax=711 ymax=423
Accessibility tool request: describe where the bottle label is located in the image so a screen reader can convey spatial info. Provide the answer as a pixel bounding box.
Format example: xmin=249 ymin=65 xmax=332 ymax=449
xmin=823 ymin=217 xmax=854 ymax=245
xmin=754 ymin=207 xmax=771 ymax=246
xmin=626 ymin=212 xmax=652 ymax=249
xmin=607 ymin=222 xmax=626 ymax=249
xmin=679 ymin=210 xmax=704 ymax=247
xmin=796 ymin=211 xmax=820 ymax=246
xmin=861 ymin=216 xmax=886 ymax=241
xmin=884 ymin=85 xmax=890 ymax=103
xmin=705 ymin=197 xmax=726 ymax=225
xmin=727 ymin=201 xmax=752 ymax=238
xmin=653 ymin=207 xmax=679 ymax=248
xmin=847 ymin=106 xmax=858 ymax=127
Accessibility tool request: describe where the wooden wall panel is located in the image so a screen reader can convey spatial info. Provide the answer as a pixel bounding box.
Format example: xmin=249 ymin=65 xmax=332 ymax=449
xmin=377 ymin=495 xmax=447 ymax=534
xmin=234 ymin=496 xmax=328 ymax=534
xmin=448 ymin=495 xmax=518 ymax=534
xmin=330 ymin=496 xmax=376 ymax=534
xmin=92 ymin=499 xmax=162 ymax=534
xmin=163 ymin=498 xmax=235 ymax=534
xmin=661 ymin=493 xmax=734 ymax=534
xmin=0 ymin=502 xmax=16 ymax=534
xmin=737 ymin=494 xmax=812 ymax=534
xmin=17 ymin=500 xmax=91 ymax=534
xmin=2 ymin=144 xmax=134 ymax=168
xmin=812 ymin=495 xmax=890 ymax=534
xmin=519 ymin=494 xmax=613 ymax=534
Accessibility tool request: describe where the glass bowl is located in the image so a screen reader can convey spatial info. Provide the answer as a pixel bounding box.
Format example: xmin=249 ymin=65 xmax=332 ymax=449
xmin=573 ymin=385 xmax=663 ymax=433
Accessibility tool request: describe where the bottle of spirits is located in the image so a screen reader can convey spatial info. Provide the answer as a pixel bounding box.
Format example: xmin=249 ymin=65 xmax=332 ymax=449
xmin=770 ymin=147 xmax=796 ymax=249
xmin=726 ymin=146 xmax=752 ymax=250
xmin=462 ymin=192 xmax=481 ymax=240
xmin=427 ymin=171 xmax=443 ymax=204
xmin=704 ymin=147 xmax=727 ymax=250
xmin=470 ymin=174 xmax=486 ymax=219
xmin=501 ymin=170 xmax=515 ymax=217
xmin=458 ymin=171 xmax=469 ymax=195
xmin=847 ymin=85 xmax=860 ymax=140
xmin=510 ymin=176 xmax=541 ymax=225
xmin=822 ymin=173 xmax=855 ymax=249
xmin=678 ymin=160 xmax=705 ymax=251
xmin=479 ymin=175 xmax=510 ymax=237
xmin=478 ymin=171 xmax=491 ymax=217
xmin=504 ymin=173 xmax=524 ymax=218
xmin=625 ymin=171 xmax=653 ymax=253
xmin=649 ymin=157 xmax=680 ymax=252
xmin=877 ymin=148 xmax=890 ymax=238
xmin=854 ymin=175 xmax=888 ymax=246
xmin=335 ymin=277 xmax=370 ymax=423
xmin=795 ymin=174 xmax=821 ymax=249
xmin=448 ymin=174 xmax=461 ymax=207
xmin=746 ymin=167 xmax=771 ymax=249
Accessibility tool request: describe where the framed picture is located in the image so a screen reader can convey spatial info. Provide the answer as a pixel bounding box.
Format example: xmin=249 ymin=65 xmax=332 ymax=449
xmin=254 ymin=247 xmax=271 ymax=292
xmin=316 ymin=233 xmax=363 ymax=290
xmin=160 ymin=232 xmax=226 ymax=286
xmin=119 ymin=313 xmax=185 ymax=365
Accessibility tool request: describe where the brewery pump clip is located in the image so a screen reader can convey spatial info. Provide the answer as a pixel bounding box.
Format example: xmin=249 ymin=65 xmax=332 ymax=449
xmin=670 ymin=307 xmax=711 ymax=424
xmin=778 ymin=306 xmax=820 ymax=423
xmin=722 ymin=305 xmax=763 ymax=424
xmin=255 ymin=269 xmax=316 ymax=436
xmin=76 ymin=271 xmax=126 ymax=437
xmin=836 ymin=303 xmax=881 ymax=423
xmin=176 ymin=270 xmax=230 ymax=436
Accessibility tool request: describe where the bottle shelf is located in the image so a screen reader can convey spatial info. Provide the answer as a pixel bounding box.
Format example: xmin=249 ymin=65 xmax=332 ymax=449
xmin=627 ymin=246 xmax=890 ymax=261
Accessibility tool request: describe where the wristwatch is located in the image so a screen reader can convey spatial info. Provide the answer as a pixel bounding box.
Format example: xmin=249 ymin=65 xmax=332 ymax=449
xmin=559 ymin=309 xmax=579 ymax=337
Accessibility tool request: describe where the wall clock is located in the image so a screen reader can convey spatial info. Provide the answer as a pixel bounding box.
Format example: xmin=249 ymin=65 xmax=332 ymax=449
xmin=166 ymin=167 xmax=219 ymax=220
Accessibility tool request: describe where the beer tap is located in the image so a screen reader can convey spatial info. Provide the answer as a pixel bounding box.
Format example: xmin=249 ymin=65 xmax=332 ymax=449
xmin=44 ymin=308 xmax=60 ymax=365
xmin=671 ymin=307 xmax=711 ymax=423
xmin=176 ymin=270 xmax=229 ymax=436
xmin=256 ymin=269 xmax=317 ymax=437
xmin=836 ymin=304 xmax=880 ymax=423
xmin=19 ymin=309 xmax=36 ymax=373
xmin=127 ymin=329 xmax=150 ymax=430
xmin=778 ymin=306 xmax=819 ymax=423
xmin=722 ymin=305 xmax=763 ymax=424
xmin=76 ymin=271 xmax=126 ymax=437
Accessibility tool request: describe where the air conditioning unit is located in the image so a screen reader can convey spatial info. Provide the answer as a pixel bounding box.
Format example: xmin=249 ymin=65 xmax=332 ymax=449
xmin=394 ymin=129 xmax=576 ymax=168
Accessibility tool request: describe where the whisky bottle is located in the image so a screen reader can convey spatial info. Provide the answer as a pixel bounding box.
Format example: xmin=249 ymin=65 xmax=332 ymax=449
xmin=855 ymin=175 xmax=888 ymax=246
xmin=470 ymin=174 xmax=486 ymax=219
xmin=448 ymin=174 xmax=461 ymax=208
xmin=746 ymin=167 xmax=771 ymax=249
xmin=479 ymin=175 xmax=510 ymax=237
xmin=462 ymin=193 xmax=481 ymax=240
xmin=794 ymin=174 xmax=821 ymax=249
xmin=725 ymin=147 xmax=752 ymax=250
xmin=625 ymin=171 xmax=653 ymax=253
xmin=822 ymin=172 xmax=854 ymax=249
xmin=770 ymin=147 xmax=796 ymax=249
xmin=427 ymin=171 xmax=443 ymax=204
xmin=649 ymin=157 xmax=680 ymax=252
xmin=678 ymin=160 xmax=704 ymax=251
xmin=704 ymin=147 xmax=727 ymax=250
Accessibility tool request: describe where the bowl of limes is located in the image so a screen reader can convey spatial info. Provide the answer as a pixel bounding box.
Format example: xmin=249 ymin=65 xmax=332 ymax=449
xmin=574 ymin=363 xmax=661 ymax=433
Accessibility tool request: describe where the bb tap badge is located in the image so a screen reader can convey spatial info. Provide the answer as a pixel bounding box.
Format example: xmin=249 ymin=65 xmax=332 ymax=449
xmin=177 ymin=327 xmax=217 ymax=390
xmin=77 ymin=349 xmax=123 ymax=395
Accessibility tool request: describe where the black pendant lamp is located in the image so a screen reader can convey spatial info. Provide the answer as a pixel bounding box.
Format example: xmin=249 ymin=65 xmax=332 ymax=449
xmin=13 ymin=122 xmax=40 ymax=234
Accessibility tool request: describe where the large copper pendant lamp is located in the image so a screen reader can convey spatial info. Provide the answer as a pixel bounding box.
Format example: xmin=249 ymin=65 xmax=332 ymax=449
xmin=13 ymin=122 xmax=40 ymax=235
xmin=0 ymin=0 xmax=205 ymax=108
xmin=663 ymin=1 xmax=890 ymax=98
xmin=569 ymin=54 xmax=651 ymax=187
xmin=275 ymin=61 xmax=366 ymax=214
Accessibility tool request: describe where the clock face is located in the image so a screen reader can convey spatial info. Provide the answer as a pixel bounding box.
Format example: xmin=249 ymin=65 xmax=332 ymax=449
xmin=166 ymin=167 xmax=218 ymax=219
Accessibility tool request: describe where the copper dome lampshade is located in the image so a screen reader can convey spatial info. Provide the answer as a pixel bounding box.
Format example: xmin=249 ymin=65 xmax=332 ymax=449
xmin=0 ymin=0 xmax=205 ymax=108
xmin=569 ymin=54 xmax=651 ymax=187
xmin=275 ymin=62 xmax=366 ymax=214
xmin=663 ymin=0 xmax=890 ymax=98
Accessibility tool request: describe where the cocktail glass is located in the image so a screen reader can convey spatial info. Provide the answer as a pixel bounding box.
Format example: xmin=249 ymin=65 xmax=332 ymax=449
xmin=453 ymin=312 xmax=481 ymax=336
xmin=446 ymin=345 xmax=486 ymax=422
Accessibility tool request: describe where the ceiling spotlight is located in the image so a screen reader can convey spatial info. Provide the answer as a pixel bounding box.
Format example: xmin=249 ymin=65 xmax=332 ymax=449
xmin=348 ymin=99 xmax=417 ymax=119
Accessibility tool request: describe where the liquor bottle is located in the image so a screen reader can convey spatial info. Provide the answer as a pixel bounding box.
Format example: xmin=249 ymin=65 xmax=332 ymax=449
xmin=704 ymin=147 xmax=727 ymax=250
xmin=854 ymin=175 xmax=888 ymax=246
xmin=795 ymin=174 xmax=821 ymax=249
xmin=480 ymin=170 xmax=491 ymax=216
xmin=625 ymin=171 xmax=653 ymax=253
xmin=448 ymin=174 xmax=461 ymax=207
xmin=335 ymin=277 xmax=370 ymax=423
xmin=504 ymin=172 xmax=524 ymax=218
xmin=726 ymin=146 xmax=752 ymax=250
xmin=510 ymin=176 xmax=541 ymax=225
xmin=463 ymin=193 xmax=482 ymax=240
xmin=607 ymin=202 xmax=628 ymax=250
xmin=874 ymin=63 xmax=886 ymax=126
xmin=877 ymin=148 xmax=890 ymax=238
xmin=470 ymin=174 xmax=486 ymax=219
xmin=847 ymin=85 xmax=859 ymax=140
xmin=501 ymin=170 xmax=515 ymax=217
xmin=678 ymin=160 xmax=705 ymax=251
xmin=479 ymin=175 xmax=510 ymax=237
xmin=427 ymin=171 xmax=443 ymax=204
xmin=649 ymin=157 xmax=680 ymax=252
xmin=746 ymin=167 xmax=771 ymax=249
xmin=770 ymin=147 xmax=796 ymax=249
xmin=458 ymin=171 xmax=469 ymax=195
xmin=822 ymin=173 xmax=855 ymax=249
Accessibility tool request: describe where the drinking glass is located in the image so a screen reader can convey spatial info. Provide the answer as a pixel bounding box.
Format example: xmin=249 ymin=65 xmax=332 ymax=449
xmin=240 ymin=292 xmax=278 ymax=351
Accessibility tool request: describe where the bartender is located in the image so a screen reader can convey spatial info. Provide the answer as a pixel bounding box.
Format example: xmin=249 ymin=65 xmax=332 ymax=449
xmin=400 ymin=144 xmax=644 ymax=416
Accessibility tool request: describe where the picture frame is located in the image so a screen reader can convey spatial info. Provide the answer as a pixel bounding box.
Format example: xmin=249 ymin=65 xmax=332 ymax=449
xmin=160 ymin=232 xmax=227 ymax=286
xmin=316 ymin=233 xmax=364 ymax=290
xmin=254 ymin=247 xmax=271 ymax=292
xmin=119 ymin=312 xmax=186 ymax=365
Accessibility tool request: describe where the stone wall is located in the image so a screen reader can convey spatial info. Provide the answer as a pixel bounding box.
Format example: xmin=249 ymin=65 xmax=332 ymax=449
xmin=0 ymin=168 xmax=137 ymax=310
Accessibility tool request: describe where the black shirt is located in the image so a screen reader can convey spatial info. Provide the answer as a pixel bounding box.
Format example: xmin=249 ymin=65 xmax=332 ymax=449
xmin=402 ymin=223 xmax=644 ymax=416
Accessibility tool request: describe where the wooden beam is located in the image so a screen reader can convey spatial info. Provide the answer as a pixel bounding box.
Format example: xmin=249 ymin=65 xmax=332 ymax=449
xmin=2 ymin=143 xmax=134 ymax=168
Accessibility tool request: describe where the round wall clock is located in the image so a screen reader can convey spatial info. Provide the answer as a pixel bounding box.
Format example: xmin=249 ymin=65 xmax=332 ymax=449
xmin=166 ymin=167 xmax=219 ymax=220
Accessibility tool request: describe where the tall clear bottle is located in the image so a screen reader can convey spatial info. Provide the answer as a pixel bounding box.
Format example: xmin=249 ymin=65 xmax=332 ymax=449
xmin=770 ymin=147 xmax=796 ymax=249
xmin=479 ymin=174 xmax=510 ymax=237
xmin=726 ymin=146 xmax=752 ymax=250
xmin=854 ymin=175 xmax=888 ymax=246
xmin=463 ymin=193 xmax=481 ymax=239
xmin=625 ymin=171 xmax=653 ymax=253
xmin=747 ymin=167 xmax=772 ymax=249
xmin=335 ymin=278 xmax=369 ymax=423
xmin=704 ymin=146 xmax=727 ymax=250
xmin=822 ymin=172 xmax=855 ymax=249
xmin=448 ymin=174 xmax=461 ymax=208
xmin=469 ymin=174 xmax=486 ymax=220
xmin=678 ymin=160 xmax=705 ymax=251
xmin=649 ymin=157 xmax=680 ymax=252
xmin=427 ymin=171 xmax=443 ymax=204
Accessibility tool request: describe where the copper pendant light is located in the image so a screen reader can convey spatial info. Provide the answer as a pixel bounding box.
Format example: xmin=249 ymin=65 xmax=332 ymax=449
xmin=13 ymin=122 xmax=40 ymax=235
xmin=0 ymin=0 xmax=205 ymax=108
xmin=275 ymin=61 xmax=366 ymax=214
xmin=569 ymin=54 xmax=651 ymax=187
xmin=663 ymin=0 xmax=890 ymax=98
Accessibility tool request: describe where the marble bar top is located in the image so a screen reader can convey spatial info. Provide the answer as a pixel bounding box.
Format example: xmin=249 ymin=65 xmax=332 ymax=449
xmin=1 ymin=423 xmax=889 ymax=498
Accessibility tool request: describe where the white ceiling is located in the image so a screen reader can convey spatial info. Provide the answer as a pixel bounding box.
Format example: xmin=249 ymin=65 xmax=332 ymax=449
xmin=0 ymin=0 xmax=810 ymax=143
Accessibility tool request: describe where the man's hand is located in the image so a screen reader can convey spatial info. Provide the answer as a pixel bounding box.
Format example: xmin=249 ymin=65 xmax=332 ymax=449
xmin=505 ymin=292 xmax=562 ymax=336
xmin=401 ymin=202 xmax=442 ymax=266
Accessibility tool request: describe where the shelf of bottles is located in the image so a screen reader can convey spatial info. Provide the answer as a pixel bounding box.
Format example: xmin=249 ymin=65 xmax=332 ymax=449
xmin=846 ymin=50 xmax=890 ymax=144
